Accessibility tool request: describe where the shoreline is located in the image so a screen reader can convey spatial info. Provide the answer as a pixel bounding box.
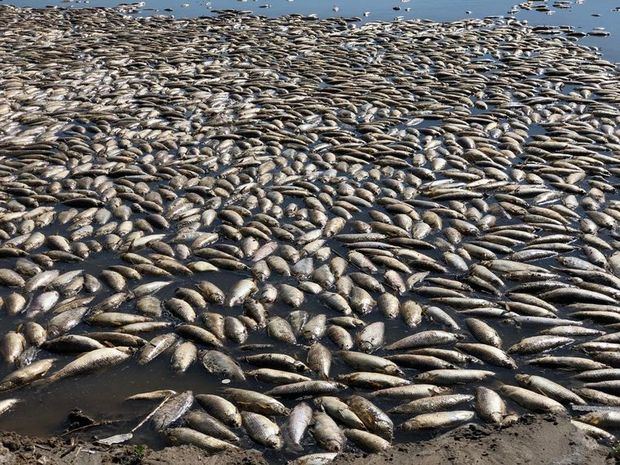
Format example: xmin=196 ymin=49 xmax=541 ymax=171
xmin=0 ymin=414 xmax=613 ymax=464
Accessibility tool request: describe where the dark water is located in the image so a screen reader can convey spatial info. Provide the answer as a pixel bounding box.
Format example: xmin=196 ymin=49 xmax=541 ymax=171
xmin=2 ymin=0 xmax=620 ymax=62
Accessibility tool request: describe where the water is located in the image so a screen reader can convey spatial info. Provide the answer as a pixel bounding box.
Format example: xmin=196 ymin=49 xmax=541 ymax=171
xmin=2 ymin=0 xmax=619 ymax=62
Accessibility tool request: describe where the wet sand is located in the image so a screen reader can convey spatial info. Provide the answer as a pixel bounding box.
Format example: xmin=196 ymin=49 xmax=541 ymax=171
xmin=0 ymin=414 xmax=612 ymax=464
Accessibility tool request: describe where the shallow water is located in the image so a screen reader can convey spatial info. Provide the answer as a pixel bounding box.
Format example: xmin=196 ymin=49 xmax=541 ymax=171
xmin=2 ymin=0 xmax=620 ymax=61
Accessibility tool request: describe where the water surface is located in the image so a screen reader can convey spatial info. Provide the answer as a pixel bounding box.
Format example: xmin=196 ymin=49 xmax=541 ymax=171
xmin=2 ymin=0 xmax=619 ymax=61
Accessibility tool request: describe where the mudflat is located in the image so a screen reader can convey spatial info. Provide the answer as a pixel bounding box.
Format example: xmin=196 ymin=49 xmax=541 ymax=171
xmin=0 ymin=415 xmax=612 ymax=464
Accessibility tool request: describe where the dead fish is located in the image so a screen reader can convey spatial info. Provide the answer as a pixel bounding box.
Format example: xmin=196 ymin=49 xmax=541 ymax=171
xmin=42 ymin=348 xmax=131 ymax=385
xmin=152 ymin=391 xmax=194 ymax=431
xmin=166 ymin=427 xmax=238 ymax=452
xmin=241 ymin=411 xmax=282 ymax=449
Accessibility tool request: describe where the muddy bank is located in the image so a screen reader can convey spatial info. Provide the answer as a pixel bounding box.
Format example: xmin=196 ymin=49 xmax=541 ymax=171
xmin=0 ymin=431 xmax=268 ymax=465
xmin=0 ymin=415 xmax=613 ymax=464
xmin=332 ymin=414 xmax=615 ymax=465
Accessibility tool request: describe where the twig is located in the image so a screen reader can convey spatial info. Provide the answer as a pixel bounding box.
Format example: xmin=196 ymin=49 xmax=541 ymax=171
xmin=60 ymin=420 xmax=122 ymax=437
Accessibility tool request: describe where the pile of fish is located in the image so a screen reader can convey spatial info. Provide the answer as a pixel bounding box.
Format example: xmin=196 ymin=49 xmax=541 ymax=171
xmin=515 ymin=0 xmax=579 ymax=15
xmin=512 ymin=0 xmax=613 ymax=38
xmin=0 ymin=5 xmax=619 ymax=463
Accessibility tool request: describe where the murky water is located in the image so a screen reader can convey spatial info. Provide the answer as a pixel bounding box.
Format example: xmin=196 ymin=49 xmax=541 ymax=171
xmin=2 ymin=0 xmax=619 ymax=62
